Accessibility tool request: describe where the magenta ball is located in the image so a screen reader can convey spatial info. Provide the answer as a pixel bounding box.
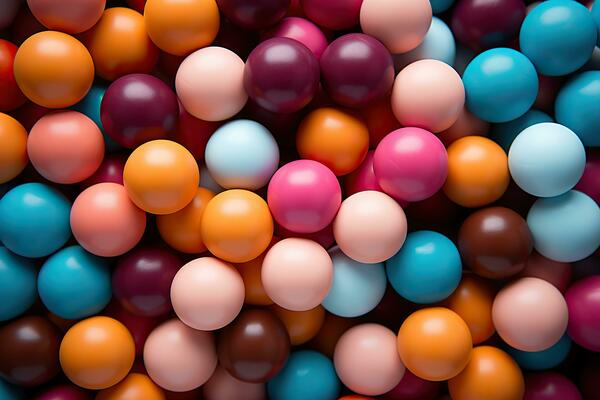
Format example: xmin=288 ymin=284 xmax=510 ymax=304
xmin=244 ymin=37 xmax=320 ymax=114
xmin=216 ymin=0 xmax=290 ymax=30
xmin=382 ymin=369 xmax=440 ymax=400
xmin=524 ymin=372 xmax=582 ymax=400
xmin=82 ymin=154 xmax=126 ymax=188
xmin=575 ymin=149 xmax=600 ymax=205
xmin=566 ymin=275 xmax=600 ymax=352
xmin=268 ymin=160 xmax=341 ymax=234
xmin=33 ymin=384 xmax=91 ymax=400
xmin=265 ymin=17 xmax=328 ymax=59
xmin=345 ymin=151 xmax=382 ymax=196
xmin=301 ymin=0 xmax=363 ymax=30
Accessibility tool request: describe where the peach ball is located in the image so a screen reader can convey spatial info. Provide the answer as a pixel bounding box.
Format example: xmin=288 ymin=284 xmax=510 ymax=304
xmin=0 ymin=113 xmax=28 ymax=184
xmin=27 ymin=0 xmax=106 ymax=34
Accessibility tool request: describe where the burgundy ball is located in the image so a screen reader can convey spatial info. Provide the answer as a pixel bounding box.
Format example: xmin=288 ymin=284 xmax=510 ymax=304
xmin=575 ymin=149 xmax=600 ymax=205
xmin=100 ymin=74 xmax=179 ymax=149
xmin=301 ymin=0 xmax=363 ymax=30
xmin=82 ymin=154 xmax=126 ymax=188
xmin=112 ymin=247 xmax=182 ymax=317
xmin=104 ymin=301 xmax=161 ymax=356
xmin=320 ymin=33 xmax=394 ymax=108
xmin=171 ymin=102 xmax=220 ymax=161
xmin=244 ymin=37 xmax=320 ymax=113
xmin=566 ymin=275 xmax=600 ymax=352
xmin=216 ymin=0 xmax=290 ymax=30
xmin=382 ymin=369 xmax=440 ymax=400
xmin=518 ymin=251 xmax=572 ymax=293
xmin=524 ymin=372 xmax=582 ymax=400
xmin=34 ymin=384 xmax=91 ymax=400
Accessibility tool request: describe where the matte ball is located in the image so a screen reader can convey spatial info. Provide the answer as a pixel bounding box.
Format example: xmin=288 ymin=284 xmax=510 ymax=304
xmin=266 ymin=17 xmax=328 ymax=59
xmin=301 ymin=0 xmax=362 ymax=30
xmin=96 ymin=373 xmax=165 ymax=400
xmin=0 ymin=40 xmax=26 ymax=111
xmin=27 ymin=0 xmax=106 ymax=34
xmin=203 ymin=366 xmax=266 ymax=400
xmin=0 ymin=247 xmax=37 ymax=321
xmin=507 ymin=334 xmax=571 ymax=371
xmin=217 ymin=0 xmax=289 ymax=30
xmin=0 ymin=113 xmax=27 ymax=183
xmin=566 ymin=276 xmax=600 ymax=351
xmin=524 ymin=372 xmax=582 ymax=400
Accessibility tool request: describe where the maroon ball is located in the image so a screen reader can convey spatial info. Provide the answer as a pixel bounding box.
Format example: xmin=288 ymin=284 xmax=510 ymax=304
xmin=518 ymin=251 xmax=572 ymax=293
xmin=244 ymin=37 xmax=320 ymax=114
xmin=382 ymin=369 xmax=440 ymax=400
xmin=320 ymin=33 xmax=394 ymax=108
xmin=104 ymin=301 xmax=161 ymax=356
xmin=524 ymin=372 xmax=582 ymax=400
xmin=301 ymin=0 xmax=363 ymax=30
xmin=34 ymin=384 xmax=91 ymax=400
xmin=566 ymin=275 xmax=600 ymax=352
xmin=112 ymin=247 xmax=182 ymax=317
xmin=216 ymin=0 xmax=290 ymax=30
xmin=81 ymin=154 xmax=126 ymax=188
xmin=171 ymin=102 xmax=220 ymax=161
xmin=100 ymin=74 xmax=179 ymax=149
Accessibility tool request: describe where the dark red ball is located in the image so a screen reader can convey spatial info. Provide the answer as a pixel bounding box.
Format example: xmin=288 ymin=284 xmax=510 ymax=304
xmin=216 ymin=0 xmax=290 ymax=30
xmin=104 ymin=301 xmax=161 ymax=356
xmin=0 ymin=39 xmax=26 ymax=111
xmin=171 ymin=102 xmax=220 ymax=161
xmin=82 ymin=154 xmax=126 ymax=188
xmin=33 ymin=384 xmax=91 ymax=400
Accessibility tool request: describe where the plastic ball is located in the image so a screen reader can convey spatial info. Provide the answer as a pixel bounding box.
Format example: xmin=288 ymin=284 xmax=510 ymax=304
xmin=96 ymin=373 xmax=164 ymax=400
xmin=143 ymin=319 xmax=217 ymax=392
xmin=83 ymin=154 xmax=126 ymax=187
xmin=519 ymin=251 xmax=572 ymax=293
xmin=171 ymin=105 xmax=220 ymax=162
xmin=297 ymin=108 xmax=369 ymax=176
xmin=566 ymin=275 xmax=600 ymax=351
xmin=507 ymin=334 xmax=571 ymax=371
xmin=301 ymin=0 xmax=362 ymax=30
xmin=0 ymin=379 xmax=22 ymax=400
xmin=394 ymin=17 xmax=456 ymax=70
xmin=462 ymin=48 xmax=538 ymax=123
xmin=27 ymin=0 xmax=106 ymax=34
xmin=244 ymin=37 xmax=319 ymax=113
xmin=176 ymin=46 xmax=246 ymax=121
xmin=217 ymin=0 xmax=289 ymax=30
xmin=444 ymin=136 xmax=510 ymax=207
xmin=524 ymin=372 xmax=582 ymax=400
xmin=14 ymin=31 xmax=94 ymax=108
xmin=382 ymin=369 xmax=440 ymax=400
xmin=430 ymin=0 xmax=453 ymax=14
xmin=0 ymin=113 xmax=27 ymax=183
xmin=520 ymin=0 xmax=597 ymax=76
xmin=203 ymin=366 xmax=266 ymax=400
xmin=33 ymin=384 xmax=91 ymax=400
xmin=70 ymin=183 xmax=146 ymax=257
xmin=359 ymin=0 xmax=432 ymax=53
xmin=236 ymin=247 xmax=273 ymax=306
xmin=0 ymin=247 xmax=36 ymax=321
xmin=262 ymin=238 xmax=332 ymax=311
xmin=527 ymin=190 xmax=600 ymax=262
xmin=575 ymin=149 xmax=600 ymax=204
xmin=266 ymin=17 xmax=328 ymax=59
xmin=0 ymin=40 xmax=26 ymax=111
xmin=359 ymin=95 xmax=401 ymax=148
xmin=271 ymin=305 xmax=325 ymax=345
xmin=490 ymin=109 xmax=553 ymax=151
xmin=345 ymin=151 xmax=383 ymax=196
xmin=397 ymin=307 xmax=472 ymax=381
xmin=448 ymin=346 xmax=525 ymax=400
xmin=333 ymin=191 xmax=407 ymax=264
xmin=0 ymin=183 xmax=71 ymax=258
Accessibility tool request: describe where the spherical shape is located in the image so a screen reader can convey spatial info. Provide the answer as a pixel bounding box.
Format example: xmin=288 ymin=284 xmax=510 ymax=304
xmin=217 ymin=0 xmax=289 ymax=30
xmin=301 ymin=0 xmax=362 ymax=30
xmin=490 ymin=109 xmax=553 ymax=151
xmin=394 ymin=17 xmax=456 ymax=69
xmin=0 ymin=40 xmax=26 ymax=111
xmin=519 ymin=251 xmax=572 ymax=294
xmin=236 ymin=249 xmax=273 ymax=306
xmin=566 ymin=276 xmax=600 ymax=352
xmin=34 ymin=384 xmax=90 ymax=400
xmin=271 ymin=305 xmax=325 ymax=345
xmin=204 ymin=366 xmax=266 ymax=400
xmin=266 ymin=17 xmax=328 ymax=59
xmin=345 ymin=151 xmax=383 ymax=196
xmin=507 ymin=334 xmax=571 ymax=371
xmin=0 ymin=247 xmax=37 ymax=321
xmin=0 ymin=113 xmax=27 ymax=183
xmin=575 ymin=149 xmax=600 ymax=205
xmin=96 ymin=373 xmax=164 ymax=400
xmin=83 ymin=154 xmax=126 ymax=187
xmin=27 ymin=0 xmax=106 ymax=34
xmin=524 ymin=372 xmax=582 ymax=400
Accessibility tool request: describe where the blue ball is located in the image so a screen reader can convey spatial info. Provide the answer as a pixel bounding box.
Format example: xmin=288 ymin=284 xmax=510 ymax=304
xmin=490 ymin=109 xmax=553 ymax=151
xmin=322 ymin=247 xmax=387 ymax=317
xmin=593 ymin=0 xmax=600 ymax=46
xmin=555 ymin=71 xmax=600 ymax=147
xmin=0 ymin=247 xmax=37 ymax=321
xmin=0 ymin=183 xmax=71 ymax=258
xmin=520 ymin=0 xmax=597 ymax=76
xmin=38 ymin=245 xmax=111 ymax=319
xmin=508 ymin=123 xmax=586 ymax=198
xmin=430 ymin=0 xmax=454 ymax=14
xmin=386 ymin=231 xmax=462 ymax=304
xmin=527 ymin=190 xmax=600 ymax=263
xmin=396 ymin=17 xmax=456 ymax=68
xmin=205 ymin=119 xmax=280 ymax=190
xmin=463 ymin=48 xmax=538 ymax=123
xmin=268 ymin=351 xmax=341 ymax=400
xmin=0 ymin=379 xmax=23 ymax=400
xmin=507 ymin=334 xmax=571 ymax=370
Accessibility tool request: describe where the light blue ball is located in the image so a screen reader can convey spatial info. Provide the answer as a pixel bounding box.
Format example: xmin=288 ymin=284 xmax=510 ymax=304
xmin=593 ymin=1 xmax=600 ymax=46
xmin=555 ymin=71 xmax=600 ymax=147
xmin=0 ymin=379 xmax=23 ymax=400
xmin=463 ymin=48 xmax=538 ymax=123
xmin=507 ymin=334 xmax=571 ymax=371
xmin=520 ymin=0 xmax=597 ymax=76
xmin=322 ymin=247 xmax=387 ymax=317
xmin=395 ymin=17 xmax=456 ymax=68
xmin=527 ymin=190 xmax=600 ymax=263
xmin=490 ymin=109 xmax=553 ymax=151
xmin=430 ymin=0 xmax=454 ymax=14
xmin=0 ymin=247 xmax=37 ymax=321
xmin=38 ymin=245 xmax=111 ymax=319
xmin=0 ymin=183 xmax=71 ymax=258
xmin=509 ymin=123 xmax=586 ymax=198
xmin=386 ymin=231 xmax=462 ymax=304
xmin=268 ymin=351 xmax=341 ymax=400
xmin=205 ymin=119 xmax=279 ymax=190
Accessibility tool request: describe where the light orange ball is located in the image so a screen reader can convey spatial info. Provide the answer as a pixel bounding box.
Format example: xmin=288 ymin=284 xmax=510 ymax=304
xmin=27 ymin=0 xmax=106 ymax=34
xmin=0 ymin=113 xmax=27 ymax=184
xmin=96 ymin=373 xmax=165 ymax=400
xmin=271 ymin=304 xmax=325 ymax=345
xmin=235 ymin=241 xmax=278 ymax=306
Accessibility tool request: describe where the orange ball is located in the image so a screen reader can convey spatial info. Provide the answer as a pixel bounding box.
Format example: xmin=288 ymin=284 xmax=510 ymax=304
xmin=96 ymin=373 xmax=165 ymax=400
xmin=297 ymin=107 xmax=370 ymax=176
xmin=82 ymin=7 xmax=158 ymax=80
xmin=235 ymin=240 xmax=278 ymax=306
xmin=310 ymin=313 xmax=358 ymax=358
xmin=448 ymin=346 xmax=525 ymax=400
xmin=144 ymin=0 xmax=220 ymax=56
xmin=0 ymin=113 xmax=28 ymax=183
xmin=124 ymin=140 xmax=199 ymax=215
xmin=443 ymin=136 xmax=509 ymax=207
xmin=27 ymin=0 xmax=106 ymax=34
xmin=156 ymin=187 xmax=214 ymax=253
xmin=445 ymin=274 xmax=496 ymax=345
xmin=60 ymin=316 xmax=135 ymax=390
xmin=14 ymin=31 xmax=94 ymax=108
xmin=271 ymin=304 xmax=325 ymax=345
xmin=397 ymin=307 xmax=473 ymax=381
xmin=201 ymin=189 xmax=274 ymax=263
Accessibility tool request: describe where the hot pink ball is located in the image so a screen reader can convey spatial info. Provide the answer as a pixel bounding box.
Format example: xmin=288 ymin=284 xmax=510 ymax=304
xmin=265 ymin=17 xmax=328 ymax=59
xmin=492 ymin=277 xmax=569 ymax=352
xmin=333 ymin=191 xmax=407 ymax=264
xmin=566 ymin=275 xmax=600 ymax=352
xmin=261 ymin=238 xmax=333 ymax=311
xmin=374 ymin=127 xmax=448 ymax=202
xmin=301 ymin=0 xmax=363 ymax=30
xmin=391 ymin=59 xmax=465 ymax=133
xmin=203 ymin=366 xmax=266 ymax=400
xmin=268 ymin=160 xmax=342 ymax=234
xmin=334 ymin=323 xmax=405 ymax=396
xmin=70 ymin=183 xmax=146 ymax=257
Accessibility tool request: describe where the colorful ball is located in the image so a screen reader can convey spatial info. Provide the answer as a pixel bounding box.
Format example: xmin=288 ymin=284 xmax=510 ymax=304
xmin=394 ymin=17 xmax=456 ymax=69
xmin=216 ymin=0 xmax=289 ymax=30
xmin=266 ymin=17 xmax=328 ymax=59
xmin=519 ymin=251 xmax=572 ymax=294
xmin=33 ymin=384 xmax=91 ymax=400
xmin=172 ymin=104 xmax=221 ymax=161
xmin=0 ymin=113 xmax=27 ymax=183
xmin=271 ymin=305 xmax=325 ymax=345
xmin=507 ymin=334 xmax=571 ymax=371
xmin=382 ymin=369 xmax=440 ymax=400
xmin=83 ymin=154 xmax=126 ymax=186
xmin=301 ymin=0 xmax=362 ymax=30
xmin=27 ymin=0 xmax=106 ymax=34
xmin=524 ymin=372 xmax=582 ymax=400
xmin=430 ymin=0 xmax=453 ymax=14
xmin=0 ymin=40 xmax=26 ymax=111
xmin=0 ymin=247 xmax=36 ymax=321
xmin=345 ymin=151 xmax=383 ymax=196
xmin=204 ymin=366 xmax=265 ymax=400
xmin=96 ymin=373 xmax=164 ymax=400
xmin=236 ymin=247 xmax=273 ymax=306
xmin=490 ymin=109 xmax=553 ymax=151
xmin=566 ymin=275 xmax=600 ymax=351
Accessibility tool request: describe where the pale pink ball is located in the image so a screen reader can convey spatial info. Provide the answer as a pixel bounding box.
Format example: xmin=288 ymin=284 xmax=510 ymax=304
xmin=262 ymin=238 xmax=333 ymax=311
xmin=171 ymin=257 xmax=245 ymax=331
xmin=203 ymin=366 xmax=266 ymax=400
xmin=334 ymin=323 xmax=405 ymax=396
xmin=333 ymin=191 xmax=407 ymax=264
xmin=391 ymin=59 xmax=465 ymax=133
xmin=176 ymin=47 xmax=247 ymax=122
xmin=360 ymin=0 xmax=432 ymax=53
xmin=266 ymin=17 xmax=328 ymax=59
xmin=492 ymin=277 xmax=569 ymax=352
xmin=143 ymin=319 xmax=217 ymax=392
xmin=70 ymin=183 xmax=146 ymax=257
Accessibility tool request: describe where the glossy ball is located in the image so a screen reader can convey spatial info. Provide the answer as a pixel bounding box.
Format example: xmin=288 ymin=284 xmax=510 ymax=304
xmin=345 ymin=151 xmax=383 ymax=196
xmin=271 ymin=305 xmax=325 ymax=345
xmin=236 ymin=248 xmax=273 ymax=306
xmin=508 ymin=334 xmax=571 ymax=371
xmin=438 ymin=106 xmax=489 ymax=147
xmin=33 ymin=384 xmax=91 ymax=400
xmin=301 ymin=0 xmax=362 ymax=30
xmin=575 ymin=149 xmax=600 ymax=204
xmin=204 ymin=366 xmax=265 ymax=400
xmin=382 ymin=369 xmax=440 ymax=400
xmin=217 ymin=0 xmax=289 ymax=30
xmin=27 ymin=0 xmax=105 ymax=34
xmin=519 ymin=252 xmax=572 ymax=293
xmin=0 ymin=113 xmax=27 ymax=183
xmin=0 ymin=247 xmax=36 ymax=321
xmin=83 ymin=154 xmax=126 ymax=186
xmin=566 ymin=276 xmax=600 ymax=351
xmin=394 ymin=17 xmax=456 ymax=69
xmin=524 ymin=372 xmax=582 ymax=400
xmin=96 ymin=373 xmax=164 ymax=400
xmin=0 ymin=40 xmax=26 ymax=111
xmin=266 ymin=17 xmax=328 ymax=59
xmin=490 ymin=109 xmax=553 ymax=151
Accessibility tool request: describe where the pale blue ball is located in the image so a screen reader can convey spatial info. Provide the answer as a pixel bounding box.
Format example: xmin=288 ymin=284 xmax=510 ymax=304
xmin=0 ymin=247 xmax=37 ymax=321
xmin=507 ymin=334 xmax=571 ymax=370
xmin=395 ymin=17 xmax=456 ymax=69
xmin=490 ymin=109 xmax=553 ymax=151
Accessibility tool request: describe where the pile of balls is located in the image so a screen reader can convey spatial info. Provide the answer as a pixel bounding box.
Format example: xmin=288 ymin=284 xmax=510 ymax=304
xmin=0 ymin=0 xmax=600 ymax=398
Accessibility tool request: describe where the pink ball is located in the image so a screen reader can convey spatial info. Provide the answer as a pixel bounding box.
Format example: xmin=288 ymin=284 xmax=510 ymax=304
xmin=261 ymin=238 xmax=333 ymax=311
xmin=171 ymin=257 xmax=245 ymax=331
xmin=265 ymin=17 xmax=328 ymax=59
xmin=492 ymin=277 xmax=569 ymax=352
xmin=334 ymin=323 xmax=405 ymax=396
xmin=175 ymin=47 xmax=247 ymax=122
xmin=143 ymin=319 xmax=217 ymax=392
xmin=333 ymin=191 xmax=407 ymax=263
xmin=203 ymin=366 xmax=266 ymax=400
xmin=566 ymin=275 xmax=600 ymax=352
xmin=391 ymin=59 xmax=465 ymax=133
xmin=268 ymin=160 xmax=342 ymax=234
xmin=374 ymin=127 xmax=448 ymax=202
xmin=345 ymin=150 xmax=382 ymax=196
xmin=70 ymin=183 xmax=146 ymax=257
xmin=27 ymin=111 xmax=104 ymax=184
